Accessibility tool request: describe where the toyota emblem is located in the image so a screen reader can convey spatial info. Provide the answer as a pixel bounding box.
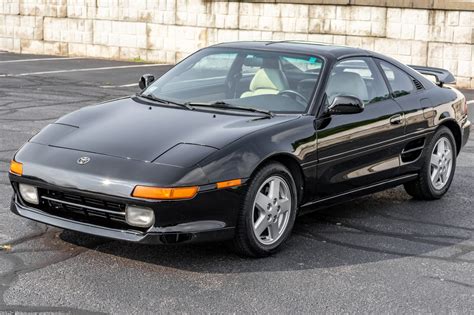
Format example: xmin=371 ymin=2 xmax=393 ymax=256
xmin=77 ymin=157 xmax=91 ymax=165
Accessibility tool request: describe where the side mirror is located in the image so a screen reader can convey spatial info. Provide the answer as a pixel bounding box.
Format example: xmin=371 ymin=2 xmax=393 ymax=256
xmin=139 ymin=74 xmax=155 ymax=90
xmin=327 ymin=95 xmax=364 ymax=115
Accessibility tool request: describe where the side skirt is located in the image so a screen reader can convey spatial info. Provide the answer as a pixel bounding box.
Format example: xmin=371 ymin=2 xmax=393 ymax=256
xmin=298 ymin=173 xmax=418 ymax=215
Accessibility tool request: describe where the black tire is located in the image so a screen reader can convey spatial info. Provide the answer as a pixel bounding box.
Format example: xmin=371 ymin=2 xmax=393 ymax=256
xmin=233 ymin=162 xmax=298 ymax=257
xmin=404 ymin=126 xmax=457 ymax=200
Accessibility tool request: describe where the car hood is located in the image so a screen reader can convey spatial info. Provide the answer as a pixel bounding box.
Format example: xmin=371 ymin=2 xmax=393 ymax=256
xmin=30 ymin=97 xmax=298 ymax=162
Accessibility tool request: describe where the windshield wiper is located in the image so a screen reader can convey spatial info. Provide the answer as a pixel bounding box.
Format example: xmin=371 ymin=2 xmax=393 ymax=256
xmin=137 ymin=93 xmax=193 ymax=110
xmin=184 ymin=101 xmax=274 ymax=117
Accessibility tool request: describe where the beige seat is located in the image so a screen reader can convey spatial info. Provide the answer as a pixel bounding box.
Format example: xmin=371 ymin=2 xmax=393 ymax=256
xmin=241 ymin=68 xmax=288 ymax=98
xmin=326 ymin=72 xmax=369 ymax=104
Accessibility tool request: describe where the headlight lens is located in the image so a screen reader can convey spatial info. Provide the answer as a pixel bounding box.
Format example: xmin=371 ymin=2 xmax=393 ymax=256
xmin=19 ymin=184 xmax=39 ymax=205
xmin=125 ymin=205 xmax=155 ymax=228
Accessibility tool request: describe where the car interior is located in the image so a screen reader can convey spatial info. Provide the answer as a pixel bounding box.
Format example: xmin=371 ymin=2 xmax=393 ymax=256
xmin=151 ymin=51 xmax=323 ymax=113
xmin=146 ymin=51 xmax=415 ymax=114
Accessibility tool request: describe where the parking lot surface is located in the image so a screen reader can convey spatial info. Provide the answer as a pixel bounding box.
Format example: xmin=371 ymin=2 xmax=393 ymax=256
xmin=0 ymin=52 xmax=473 ymax=314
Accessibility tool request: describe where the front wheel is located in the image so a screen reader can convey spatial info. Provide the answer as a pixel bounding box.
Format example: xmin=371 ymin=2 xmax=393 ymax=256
xmin=233 ymin=162 xmax=297 ymax=257
xmin=404 ymin=126 xmax=457 ymax=200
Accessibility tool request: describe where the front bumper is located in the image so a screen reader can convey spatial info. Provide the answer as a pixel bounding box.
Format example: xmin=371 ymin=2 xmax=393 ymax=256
xmin=9 ymin=177 xmax=242 ymax=244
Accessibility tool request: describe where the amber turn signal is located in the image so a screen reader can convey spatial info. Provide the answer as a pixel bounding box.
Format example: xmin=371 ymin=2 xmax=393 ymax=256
xmin=132 ymin=185 xmax=199 ymax=200
xmin=9 ymin=160 xmax=23 ymax=176
xmin=216 ymin=179 xmax=242 ymax=189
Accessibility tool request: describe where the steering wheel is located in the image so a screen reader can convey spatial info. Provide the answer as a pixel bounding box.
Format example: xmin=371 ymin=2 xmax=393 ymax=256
xmin=278 ymin=90 xmax=309 ymax=107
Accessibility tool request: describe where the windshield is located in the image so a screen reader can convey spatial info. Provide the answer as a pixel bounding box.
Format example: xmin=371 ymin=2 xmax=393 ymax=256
xmin=142 ymin=47 xmax=324 ymax=114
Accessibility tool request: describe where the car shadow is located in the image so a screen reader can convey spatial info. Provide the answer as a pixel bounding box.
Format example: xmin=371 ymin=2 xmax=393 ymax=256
xmin=59 ymin=186 xmax=473 ymax=273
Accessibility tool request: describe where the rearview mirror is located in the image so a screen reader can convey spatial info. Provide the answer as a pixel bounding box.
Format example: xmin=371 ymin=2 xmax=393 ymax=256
xmin=327 ymin=96 xmax=364 ymax=115
xmin=139 ymin=74 xmax=155 ymax=90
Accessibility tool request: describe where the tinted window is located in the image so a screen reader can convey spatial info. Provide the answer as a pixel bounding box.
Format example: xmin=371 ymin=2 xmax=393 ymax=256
xmin=380 ymin=61 xmax=415 ymax=98
xmin=325 ymin=58 xmax=390 ymax=105
xmin=281 ymin=56 xmax=323 ymax=73
xmin=166 ymin=53 xmax=238 ymax=83
xmin=144 ymin=48 xmax=324 ymax=113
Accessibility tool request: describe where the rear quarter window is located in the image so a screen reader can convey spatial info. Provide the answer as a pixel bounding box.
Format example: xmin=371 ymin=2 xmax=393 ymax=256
xmin=380 ymin=61 xmax=415 ymax=98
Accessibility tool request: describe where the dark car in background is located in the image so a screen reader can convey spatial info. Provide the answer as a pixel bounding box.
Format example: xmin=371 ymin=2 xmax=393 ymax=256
xmin=9 ymin=41 xmax=470 ymax=257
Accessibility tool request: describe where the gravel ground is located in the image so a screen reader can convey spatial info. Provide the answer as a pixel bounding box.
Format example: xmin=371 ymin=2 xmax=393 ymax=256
xmin=0 ymin=52 xmax=473 ymax=314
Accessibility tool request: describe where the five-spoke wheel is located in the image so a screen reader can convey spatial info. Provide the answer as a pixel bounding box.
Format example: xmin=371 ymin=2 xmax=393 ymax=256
xmin=233 ymin=162 xmax=297 ymax=257
xmin=252 ymin=176 xmax=292 ymax=245
xmin=430 ymin=137 xmax=453 ymax=190
xmin=404 ymin=126 xmax=457 ymax=200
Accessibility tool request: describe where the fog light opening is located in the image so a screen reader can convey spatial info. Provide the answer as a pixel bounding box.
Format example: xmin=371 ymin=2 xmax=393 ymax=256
xmin=125 ymin=205 xmax=155 ymax=228
xmin=19 ymin=184 xmax=39 ymax=205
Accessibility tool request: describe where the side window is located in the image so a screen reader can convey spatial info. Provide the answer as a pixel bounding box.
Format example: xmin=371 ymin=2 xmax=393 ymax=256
xmin=325 ymin=58 xmax=390 ymax=105
xmin=281 ymin=56 xmax=323 ymax=73
xmin=380 ymin=61 xmax=415 ymax=98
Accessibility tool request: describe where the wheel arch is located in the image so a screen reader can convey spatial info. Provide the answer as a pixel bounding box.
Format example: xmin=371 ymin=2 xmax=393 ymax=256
xmin=249 ymin=153 xmax=306 ymax=206
xmin=438 ymin=119 xmax=462 ymax=155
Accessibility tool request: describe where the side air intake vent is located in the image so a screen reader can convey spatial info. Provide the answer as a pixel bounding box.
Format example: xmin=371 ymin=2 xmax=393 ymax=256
xmin=413 ymin=79 xmax=424 ymax=90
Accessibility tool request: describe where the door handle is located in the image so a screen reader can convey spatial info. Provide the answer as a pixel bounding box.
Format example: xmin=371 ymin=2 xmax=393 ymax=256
xmin=390 ymin=114 xmax=404 ymax=125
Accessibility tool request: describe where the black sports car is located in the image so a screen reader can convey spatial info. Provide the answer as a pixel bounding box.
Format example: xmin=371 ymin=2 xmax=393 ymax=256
xmin=9 ymin=41 xmax=471 ymax=257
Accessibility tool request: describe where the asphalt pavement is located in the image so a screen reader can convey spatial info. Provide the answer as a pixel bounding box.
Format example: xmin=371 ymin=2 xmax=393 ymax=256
xmin=0 ymin=52 xmax=473 ymax=314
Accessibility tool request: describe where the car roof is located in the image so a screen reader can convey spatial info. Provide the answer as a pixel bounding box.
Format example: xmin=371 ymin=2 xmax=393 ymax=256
xmin=212 ymin=41 xmax=370 ymax=60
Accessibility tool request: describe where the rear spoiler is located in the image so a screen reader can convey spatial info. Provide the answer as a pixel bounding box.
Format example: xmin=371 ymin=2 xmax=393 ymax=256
xmin=408 ymin=65 xmax=456 ymax=87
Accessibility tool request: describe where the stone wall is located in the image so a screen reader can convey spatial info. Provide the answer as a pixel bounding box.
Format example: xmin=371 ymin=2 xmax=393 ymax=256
xmin=0 ymin=0 xmax=473 ymax=88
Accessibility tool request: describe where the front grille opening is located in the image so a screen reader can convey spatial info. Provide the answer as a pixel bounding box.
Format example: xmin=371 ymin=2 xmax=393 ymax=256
xmin=35 ymin=188 xmax=147 ymax=232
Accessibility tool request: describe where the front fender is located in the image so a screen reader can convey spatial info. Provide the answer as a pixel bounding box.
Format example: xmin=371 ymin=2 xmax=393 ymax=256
xmin=198 ymin=115 xmax=317 ymax=190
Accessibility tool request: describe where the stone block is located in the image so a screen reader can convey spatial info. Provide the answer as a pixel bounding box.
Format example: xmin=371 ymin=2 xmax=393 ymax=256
xmin=386 ymin=22 xmax=401 ymax=39
xmin=370 ymin=7 xmax=386 ymax=21
xmin=309 ymin=5 xmax=336 ymax=20
xmin=350 ymin=6 xmax=371 ymax=21
xmin=20 ymin=38 xmax=43 ymax=53
xmin=330 ymin=19 xmax=346 ymax=34
xmin=387 ymin=8 xmax=402 ymax=23
xmin=308 ymin=18 xmax=331 ymax=34
xmin=349 ymin=20 xmax=372 ymax=36
xmin=371 ymin=21 xmax=386 ymax=37
xmin=336 ymin=6 xmax=351 ymax=20
xmin=86 ymin=43 xmax=120 ymax=59
xmin=429 ymin=25 xmax=454 ymax=43
xmin=458 ymin=60 xmax=473 ymax=77
xmin=217 ymin=29 xmax=239 ymax=43
xmin=400 ymin=23 xmax=415 ymax=40
xmin=428 ymin=42 xmax=444 ymax=59
xmin=446 ymin=11 xmax=459 ymax=26
xmin=283 ymin=32 xmax=308 ymax=41
xmin=455 ymin=77 xmax=472 ymax=89
xmin=459 ymin=12 xmax=473 ymax=27
xmin=119 ymin=47 xmax=148 ymax=60
xmin=44 ymin=41 xmax=68 ymax=55
xmin=401 ymin=9 xmax=429 ymax=25
xmin=414 ymin=25 xmax=429 ymax=41
xmin=374 ymin=38 xmax=399 ymax=55
xmin=307 ymin=33 xmax=334 ymax=44
xmin=453 ymin=27 xmax=473 ymax=44
xmin=333 ymin=35 xmax=346 ymax=45
xmin=0 ymin=0 xmax=20 ymax=15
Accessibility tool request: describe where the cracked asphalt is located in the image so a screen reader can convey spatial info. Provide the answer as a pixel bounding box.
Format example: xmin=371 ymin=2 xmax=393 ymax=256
xmin=0 ymin=52 xmax=473 ymax=314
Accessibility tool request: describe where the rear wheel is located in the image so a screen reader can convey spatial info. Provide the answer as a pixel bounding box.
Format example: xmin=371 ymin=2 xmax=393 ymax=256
xmin=404 ymin=126 xmax=456 ymax=200
xmin=233 ymin=162 xmax=297 ymax=257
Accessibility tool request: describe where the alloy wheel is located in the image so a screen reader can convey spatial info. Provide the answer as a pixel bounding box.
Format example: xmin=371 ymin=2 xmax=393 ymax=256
xmin=430 ymin=137 xmax=453 ymax=190
xmin=252 ymin=175 xmax=292 ymax=245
